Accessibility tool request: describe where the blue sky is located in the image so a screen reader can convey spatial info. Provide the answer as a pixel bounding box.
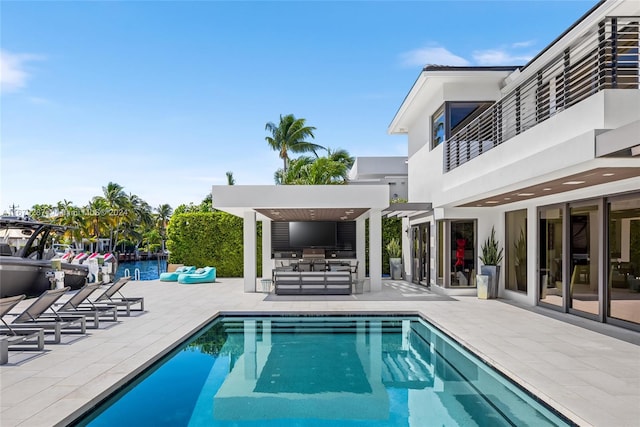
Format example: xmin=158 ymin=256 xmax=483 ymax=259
xmin=1 ymin=0 xmax=598 ymax=214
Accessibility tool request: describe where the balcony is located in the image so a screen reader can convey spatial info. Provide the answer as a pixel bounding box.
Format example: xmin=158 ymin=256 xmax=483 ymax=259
xmin=444 ymin=17 xmax=639 ymax=172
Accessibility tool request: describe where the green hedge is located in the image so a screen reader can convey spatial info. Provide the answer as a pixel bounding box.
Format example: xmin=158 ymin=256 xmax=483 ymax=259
xmin=166 ymin=212 xmax=262 ymax=277
xmin=365 ymin=217 xmax=403 ymax=275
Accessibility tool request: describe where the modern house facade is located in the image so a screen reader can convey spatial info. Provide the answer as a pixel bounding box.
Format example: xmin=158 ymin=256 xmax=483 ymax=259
xmin=348 ymin=156 xmax=409 ymax=201
xmin=388 ymin=0 xmax=640 ymax=330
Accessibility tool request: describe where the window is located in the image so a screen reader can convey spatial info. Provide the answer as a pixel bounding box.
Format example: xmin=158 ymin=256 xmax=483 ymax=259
xmin=450 ymin=220 xmax=476 ymax=287
xmin=431 ymin=102 xmax=493 ymax=150
xmin=506 ymin=210 xmax=527 ymax=292
xmin=431 ymin=105 xmax=445 ymax=148
xmin=608 ymin=195 xmax=640 ymax=325
xmin=539 ymin=206 xmax=564 ymax=307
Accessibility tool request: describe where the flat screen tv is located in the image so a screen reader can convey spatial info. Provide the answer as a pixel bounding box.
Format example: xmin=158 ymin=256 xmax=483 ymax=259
xmin=289 ymin=221 xmax=337 ymax=248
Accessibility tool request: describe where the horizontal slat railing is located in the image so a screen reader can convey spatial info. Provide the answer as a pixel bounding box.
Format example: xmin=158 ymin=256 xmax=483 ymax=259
xmin=445 ymin=17 xmax=639 ymax=172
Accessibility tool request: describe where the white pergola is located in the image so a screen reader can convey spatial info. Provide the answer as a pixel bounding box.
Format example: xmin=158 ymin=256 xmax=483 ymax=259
xmin=211 ymin=185 xmax=390 ymax=293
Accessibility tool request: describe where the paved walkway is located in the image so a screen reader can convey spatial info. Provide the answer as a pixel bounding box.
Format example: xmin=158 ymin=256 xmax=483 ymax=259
xmin=1 ymin=278 xmax=638 ymax=426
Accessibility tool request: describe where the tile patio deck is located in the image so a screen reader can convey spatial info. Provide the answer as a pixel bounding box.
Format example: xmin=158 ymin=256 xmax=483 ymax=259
xmin=1 ymin=278 xmax=639 ymax=426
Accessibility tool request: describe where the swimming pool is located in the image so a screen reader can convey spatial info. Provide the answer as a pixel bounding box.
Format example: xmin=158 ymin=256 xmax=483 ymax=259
xmin=73 ymin=315 xmax=572 ymax=426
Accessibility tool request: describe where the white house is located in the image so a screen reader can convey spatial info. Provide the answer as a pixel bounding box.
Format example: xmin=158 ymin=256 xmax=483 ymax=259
xmin=348 ymin=156 xmax=409 ymax=201
xmin=388 ymin=0 xmax=640 ymax=330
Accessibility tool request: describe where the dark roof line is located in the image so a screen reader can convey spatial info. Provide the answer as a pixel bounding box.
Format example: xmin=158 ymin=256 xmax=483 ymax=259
xmin=422 ymin=65 xmax=520 ymax=72
xmin=520 ymin=0 xmax=606 ymax=71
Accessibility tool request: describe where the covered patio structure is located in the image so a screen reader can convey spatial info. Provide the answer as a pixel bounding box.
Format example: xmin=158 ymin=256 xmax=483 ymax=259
xmin=211 ymin=185 xmax=390 ymax=292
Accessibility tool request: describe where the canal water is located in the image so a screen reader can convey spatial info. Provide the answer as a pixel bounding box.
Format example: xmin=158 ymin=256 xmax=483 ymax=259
xmin=114 ymin=259 xmax=167 ymax=281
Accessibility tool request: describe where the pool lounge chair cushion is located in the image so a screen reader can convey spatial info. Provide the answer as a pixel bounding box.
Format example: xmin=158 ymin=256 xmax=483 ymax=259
xmin=178 ymin=267 xmax=216 ymax=284
xmin=159 ymin=266 xmax=197 ymax=282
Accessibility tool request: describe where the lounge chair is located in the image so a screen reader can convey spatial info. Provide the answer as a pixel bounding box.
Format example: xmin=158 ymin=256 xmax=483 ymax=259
xmin=53 ymin=282 xmax=118 ymax=328
xmin=178 ymin=267 xmax=216 ymax=284
xmin=0 ymin=295 xmax=45 ymax=365
xmin=1 ymin=287 xmax=86 ymax=344
xmin=87 ymin=277 xmax=144 ymax=316
xmin=159 ymin=266 xmax=196 ymax=282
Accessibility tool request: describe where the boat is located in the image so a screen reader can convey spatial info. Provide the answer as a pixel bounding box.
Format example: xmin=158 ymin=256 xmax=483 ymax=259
xmin=0 ymin=217 xmax=90 ymax=298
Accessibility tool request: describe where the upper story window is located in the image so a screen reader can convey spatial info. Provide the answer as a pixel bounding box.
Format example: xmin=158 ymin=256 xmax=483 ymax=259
xmin=431 ymin=101 xmax=493 ymax=149
xmin=432 ymin=105 xmax=446 ymax=148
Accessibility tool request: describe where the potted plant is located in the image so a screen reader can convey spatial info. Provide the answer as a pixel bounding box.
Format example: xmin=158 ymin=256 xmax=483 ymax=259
xmin=514 ymin=228 xmax=527 ymax=291
xmin=386 ymin=237 xmax=402 ymax=280
xmin=479 ymin=226 xmax=503 ymax=298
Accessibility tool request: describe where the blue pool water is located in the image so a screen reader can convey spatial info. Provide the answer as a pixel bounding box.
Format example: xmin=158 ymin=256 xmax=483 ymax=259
xmin=114 ymin=260 xmax=167 ymax=281
xmin=74 ymin=316 xmax=571 ymax=426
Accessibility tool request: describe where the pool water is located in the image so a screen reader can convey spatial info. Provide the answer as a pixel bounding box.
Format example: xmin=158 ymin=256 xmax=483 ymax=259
xmin=74 ymin=316 xmax=571 ymax=426
xmin=114 ymin=260 xmax=167 ymax=281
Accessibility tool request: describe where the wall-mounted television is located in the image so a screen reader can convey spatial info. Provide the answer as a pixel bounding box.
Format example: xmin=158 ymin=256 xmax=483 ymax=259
xmin=289 ymin=221 xmax=337 ymax=248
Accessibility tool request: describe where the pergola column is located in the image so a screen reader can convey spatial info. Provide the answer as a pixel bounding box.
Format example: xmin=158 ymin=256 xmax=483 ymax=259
xmin=261 ymin=218 xmax=272 ymax=279
xmin=356 ymin=217 xmax=366 ymax=281
xmin=369 ymin=208 xmax=382 ymax=291
xmin=243 ymin=210 xmax=257 ymax=292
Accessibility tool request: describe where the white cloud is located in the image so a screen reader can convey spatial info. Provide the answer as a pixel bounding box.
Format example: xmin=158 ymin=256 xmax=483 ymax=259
xmin=399 ymin=46 xmax=470 ymax=67
xmin=472 ymin=49 xmax=534 ymax=66
xmin=511 ymin=40 xmax=536 ymax=48
xmin=0 ymin=49 xmax=43 ymax=93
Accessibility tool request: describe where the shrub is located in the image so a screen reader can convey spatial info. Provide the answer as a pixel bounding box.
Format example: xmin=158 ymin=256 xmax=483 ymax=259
xmin=167 ymin=212 xmax=262 ymax=277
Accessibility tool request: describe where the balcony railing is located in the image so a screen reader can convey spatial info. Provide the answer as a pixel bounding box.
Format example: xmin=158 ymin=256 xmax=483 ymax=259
xmin=444 ymin=17 xmax=639 ymax=172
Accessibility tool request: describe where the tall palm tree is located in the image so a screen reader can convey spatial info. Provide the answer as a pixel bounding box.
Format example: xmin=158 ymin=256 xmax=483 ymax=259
xmin=101 ymin=182 xmax=129 ymax=251
xmin=83 ymin=198 xmax=110 ymax=252
xmin=155 ymin=203 xmax=173 ymax=252
xmin=124 ymin=193 xmax=153 ymax=252
xmin=54 ymin=200 xmax=83 ymax=246
xmin=265 ymin=114 xmax=323 ymax=172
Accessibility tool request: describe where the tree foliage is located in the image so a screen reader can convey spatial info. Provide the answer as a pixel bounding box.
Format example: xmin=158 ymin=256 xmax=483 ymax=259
xmin=265 ymin=114 xmax=323 ymax=172
xmin=166 ymin=212 xmax=262 ymax=277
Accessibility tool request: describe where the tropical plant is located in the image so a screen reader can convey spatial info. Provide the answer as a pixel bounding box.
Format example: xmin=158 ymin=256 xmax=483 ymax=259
xmin=386 ymin=237 xmax=402 ymax=258
xmin=274 ymin=148 xmax=353 ymax=185
xmin=265 ymin=114 xmax=323 ymax=172
xmin=155 ymin=203 xmax=173 ymax=252
xmin=326 ymin=147 xmax=355 ymax=170
xmin=100 ymin=182 xmax=129 ymax=251
xmin=29 ymin=204 xmax=54 ymax=221
xmin=226 ymin=171 xmax=235 ymax=185
xmin=479 ymin=226 xmax=504 ymax=266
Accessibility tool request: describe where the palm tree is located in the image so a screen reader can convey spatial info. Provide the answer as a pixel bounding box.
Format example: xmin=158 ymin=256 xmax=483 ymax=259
xmin=155 ymin=203 xmax=173 ymax=252
xmin=326 ymin=147 xmax=355 ymax=171
xmin=54 ymin=200 xmax=83 ymax=246
xmin=226 ymin=171 xmax=235 ymax=185
xmin=83 ymin=197 xmax=110 ymax=252
xmin=29 ymin=204 xmax=54 ymax=221
xmin=277 ymin=155 xmax=350 ymax=185
xmin=101 ymin=182 xmax=129 ymax=251
xmin=265 ymin=114 xmax=323 ymax=172
xmin=123 ymin=193 xmax=153 ymax=252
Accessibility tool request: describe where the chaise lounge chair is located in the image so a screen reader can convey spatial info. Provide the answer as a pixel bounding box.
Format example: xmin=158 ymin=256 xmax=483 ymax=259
xmin=1 ymin=287 xmax=86 ymax=344
xmin=178 ymin=267 xmax=216 ymax=284
xmin=53 ymin=282 xmax=118 ymax=328
xmin=0 ymin=295 xmax=45 ymax=365
xmin=86 ymin=277 xmax=144 ymax=316
xmin=159 ymin=266 xmax=196 ymax=282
